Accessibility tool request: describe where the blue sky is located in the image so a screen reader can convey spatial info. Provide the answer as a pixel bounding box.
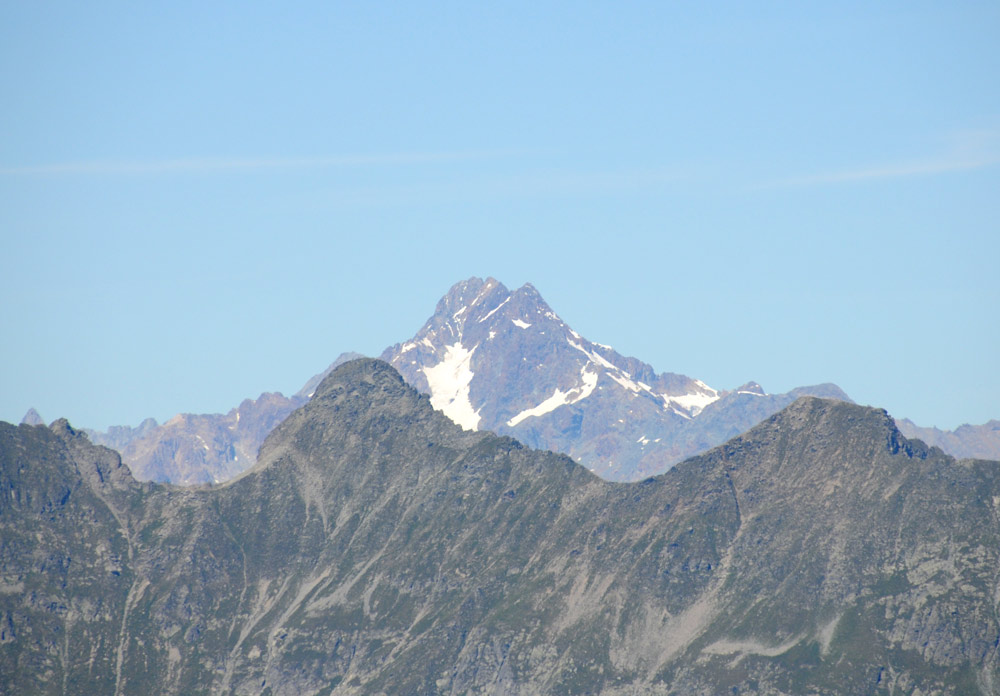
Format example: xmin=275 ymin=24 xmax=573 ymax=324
xmin=2 ymin=2 xmax=998 ymax=431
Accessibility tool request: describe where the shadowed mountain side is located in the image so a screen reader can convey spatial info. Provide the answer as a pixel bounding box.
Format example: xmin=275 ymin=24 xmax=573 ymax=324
xmin=2 ymin=359 xmax=998 ymax=694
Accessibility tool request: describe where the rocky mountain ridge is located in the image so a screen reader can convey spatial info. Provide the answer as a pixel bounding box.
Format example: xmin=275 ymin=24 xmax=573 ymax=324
xmin=54 ymin=278 xmax=998 ymax=484
xmin=2 ymin=358 xmax=998 ymax=694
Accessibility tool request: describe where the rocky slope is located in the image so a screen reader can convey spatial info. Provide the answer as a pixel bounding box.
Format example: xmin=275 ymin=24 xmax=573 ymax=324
xmin=2 ymin=359 xmax=998 ymax=694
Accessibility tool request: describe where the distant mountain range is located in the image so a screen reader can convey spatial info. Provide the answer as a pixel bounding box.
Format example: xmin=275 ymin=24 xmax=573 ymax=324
xmin=33 ymin=277 xmax=999 ymax=484
xmin=76 ymin=353 xmax=362 ymax=485
xmin=895 ymin=418 xmax=1000 ymax=461
xmin=3 ymin=359 xmax=997 ymax=693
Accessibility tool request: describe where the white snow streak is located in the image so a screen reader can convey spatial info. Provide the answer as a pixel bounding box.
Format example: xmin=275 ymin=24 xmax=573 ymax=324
xmin=608 ymin=372 xmax=646 ymax=394
xmin=506 ymin=368 xmax=599 ymax=427
xmin=421 ymin=343 xmax=481 ymax=431
xmin=568 ymin=337 xmax=720 ymax=418
xmin=568 ymin=339 xmax=616 ymax=370
xmin=478 ymin=297 xmax=510 ymax=323
xmin=512 ymin=318 xmax=531 ymax=329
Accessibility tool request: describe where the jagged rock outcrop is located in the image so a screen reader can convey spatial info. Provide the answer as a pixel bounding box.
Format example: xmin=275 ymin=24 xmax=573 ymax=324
xmin=2 ymin=359 xmax=998 ymax=694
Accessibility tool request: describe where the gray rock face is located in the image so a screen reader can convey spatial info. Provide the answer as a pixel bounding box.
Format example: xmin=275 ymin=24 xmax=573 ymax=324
xmin=2 ymin=358 xmax=998 ymax=694
xmin=381 ymin=277 xmax=851 ymax=480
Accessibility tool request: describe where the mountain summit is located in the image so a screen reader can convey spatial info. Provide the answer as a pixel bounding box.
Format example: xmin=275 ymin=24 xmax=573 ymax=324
xmin=381 ymin=277 xmax=849 ymax=480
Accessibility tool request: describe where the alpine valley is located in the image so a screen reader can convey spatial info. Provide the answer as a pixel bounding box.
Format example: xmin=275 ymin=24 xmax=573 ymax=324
xmin=46 ymin=278 xmax=999 ymax=486
xmin=3 ymin=359 xmax=999 ymax=694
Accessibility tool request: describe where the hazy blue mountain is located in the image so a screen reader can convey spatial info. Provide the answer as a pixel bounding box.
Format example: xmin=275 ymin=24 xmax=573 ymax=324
xmin=897 ymin=417 xmax=1000 ymax=461
xmin=2 ymin=359 xmax=997 ymax=694
xmin=18 ymin=408 xmax=45 ymax=426
xmin=82 ymin=352 xmax=361 ymax=484
xmin=84 ymin=416 xmax=159 ymax=453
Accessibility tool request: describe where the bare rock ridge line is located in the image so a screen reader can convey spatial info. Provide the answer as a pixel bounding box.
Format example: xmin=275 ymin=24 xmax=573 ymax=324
xmin=3 ymin=358 xmax=998 ymax=694
xmin=67 ymin=277 xmax=999 ymax=484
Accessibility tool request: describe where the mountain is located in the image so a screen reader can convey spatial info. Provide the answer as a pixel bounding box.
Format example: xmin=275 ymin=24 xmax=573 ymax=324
xmin=897 ymin=418 xmax=1000 ymax=461
xmin=19 ymin=408 xmax=45 ymax=426
xmin=81 ymin=352 xmax=362 ymax=484
xmin=107 ymin=391 xmax=304 ymax=485
xmin=80 ymin=278 xmax=995 ymax=485
xmin=84 ymin=416 xmax=159 ymax=453
xmin=2 ymin=359 xmax=997 ymax=694
xmin=381 ymin=277 xmax=851 ymax=480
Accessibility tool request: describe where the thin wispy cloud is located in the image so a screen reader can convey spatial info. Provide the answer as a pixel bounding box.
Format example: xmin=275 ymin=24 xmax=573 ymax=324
xmin=0 ymin=150 xmax=520 ymax=176
xmin=768 ymin=156 xmax=996 ymax=188
xmin=313 ymin=165 xmax=702 ymax=209
xmin=758 ymin=129 xmax=1000 ymax=189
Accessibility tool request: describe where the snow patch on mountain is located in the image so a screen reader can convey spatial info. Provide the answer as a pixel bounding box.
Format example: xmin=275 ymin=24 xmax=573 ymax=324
xmin=666 ymin=390 xmax=719 ymax=416
xmin=512 ymin=319 xmax=531 ymax=329
xmin=421 ymin=343 xmax=481 ymax=430
xmin=507 ymin=367 xmax=599 ymax=427
xmin=608 ymin=372 xmax=648 ymax=395
xmin=568 ymin=338 xmax=720 ymax=417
